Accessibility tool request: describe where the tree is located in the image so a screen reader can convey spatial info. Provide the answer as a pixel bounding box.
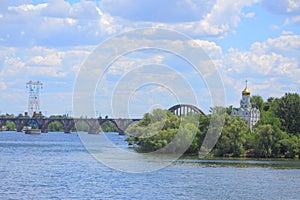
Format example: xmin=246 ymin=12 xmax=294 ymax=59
xmin=75 ymin=121 xmax=89 ymax=132
xmin=263 ymin=97 xmax=275 ymax=111
xmin=100 ymin=121 xmax=118 ymax=132
xmin=251 ymin=124 xmax=286 ymax=158
xmin=214 ymin=115 xmax=249 ymax=157
xmin=280 ymin=136 xmax=299 ymax=158
xmin=5 ymin=121 xmax=16 ymax=131
xmin=250 ymin=95 xmax=264 ymax=111
xmin=272 ymin=93 xmax=300 ymax=135
xmin=126 ymin=109 xmax=201 ymax=154
xmin=252 ymin=124 xmax=275 ymax=157
xmin=48 ymin=121 xmax=63 ymax=132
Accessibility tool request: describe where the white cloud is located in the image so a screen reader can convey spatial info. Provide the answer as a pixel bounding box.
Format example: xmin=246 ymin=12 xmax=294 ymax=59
xmin=0 ymin=1 xmax=114 ymax=47
xmin=192 ymin=40 xmax=222 ymax=58
xmin=290 ymin=15 xmax=300 ymax=24
xmin=172 ymin=0 xmax=259 ymax=36
xmin=8 ymin=3 xmax=47 ymax=12
xmin=105 ymin=53 xmax=166 ymax=76
xmin=251 ymin=34 xmax=300 ymax=55
xmin=282 ymin=30 xmax=294 ymax=35
xmin=0 ymin=46 xmax=92 ymax=79
xmin=0 ymin=0 xmax=264 ymax=47
xmin=262 ymin=0 xmax=300 ymax=14
xmin=99 ymin=0 xmax=260 ymax=38
xmin=287 ymin=0 xmax=300 ymax=13
xmin=0 ymin=0 xmax=299 ymax=114
xmin=70 ymin=1 xmax=101 ymax=19
xmin=244 ymin=12 xmax=256 ymax=18
xmin=220 ymin=33 xmax=300 ymax=101
xmin=262 ymin=0 xmax=300 ymax=25
xmin=100 ymin=0 xmax=215 ymax=23
xmin=41 ymin=0 xmax=71 ymax=18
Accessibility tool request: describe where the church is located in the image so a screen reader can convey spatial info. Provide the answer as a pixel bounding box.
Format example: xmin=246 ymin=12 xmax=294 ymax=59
xmin=231 ymin=81 xmax=260 ymax=130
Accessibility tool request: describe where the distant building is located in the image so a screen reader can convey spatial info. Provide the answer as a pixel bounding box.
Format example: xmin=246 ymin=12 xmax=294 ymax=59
xmin=231 ymin=81 xmax=260 ymax=130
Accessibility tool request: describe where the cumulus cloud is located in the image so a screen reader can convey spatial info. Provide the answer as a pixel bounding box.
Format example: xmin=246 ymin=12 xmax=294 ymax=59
xmin=0 ymin=1 xmax=114 ymax=47
xmin=262 ymin=0 xmax=300 ymax=25
xmin=251 ymin=34 xmax=300 ymax=55
xmin=0 ymin=0 xmax=263 ymax=47
xmin=1 ymin=0 xmax=299 ymax=113
xmin=221 ymin=33 xmax=300 ymax=99
xmin=99 ymin=0 xmax=260 ymax=37
xmin=192 ymin=40 xmax=222 ymax=58
xmin=0 ymin=46 xmax=91 ymax=79
xmin=100 ymin=0 xmax=215 ymax=23
xmin=41 ymin=0 xmax=71 ymax=18
xmin=262 ymin=0 xmax=300 ymax=15
xmin=244 ymin=12 xmax=256 ymax=18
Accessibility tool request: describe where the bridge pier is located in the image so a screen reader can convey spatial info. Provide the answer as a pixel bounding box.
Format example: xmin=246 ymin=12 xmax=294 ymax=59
xmin=88 ymin=126 xmax=99 ymax=134
xmin=86 ymin=119 xmax=100 ymax=134
xmin=118 ymin=128 xmax=125 ymax=135
xmin=0 ymin=121 xmax=4 ymax=131
xmin=16 ymin=118 xmax=27 ymax=132
xmin=64 ymin=126 xmax=72 ymax=133
xmin=113 ymin=119 xmax=138 ymax=135
xmin=41 ymin=120 xmax=48 ymax=133
xmin=62 ymin=119 xmax=74 ymax=134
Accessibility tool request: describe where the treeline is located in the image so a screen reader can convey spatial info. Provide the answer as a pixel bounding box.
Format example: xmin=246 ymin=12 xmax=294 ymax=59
xmin=126 ymin=93 xmax=300 ymax=159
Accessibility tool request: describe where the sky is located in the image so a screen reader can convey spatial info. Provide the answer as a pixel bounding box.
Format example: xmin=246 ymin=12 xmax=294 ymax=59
xmin=0 ymin=0 xmax=299 ymax=117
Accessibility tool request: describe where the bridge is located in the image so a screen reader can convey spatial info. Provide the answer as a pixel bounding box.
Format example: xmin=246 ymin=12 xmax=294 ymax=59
xmin=0 ymin=104 xmax=205 ymax=134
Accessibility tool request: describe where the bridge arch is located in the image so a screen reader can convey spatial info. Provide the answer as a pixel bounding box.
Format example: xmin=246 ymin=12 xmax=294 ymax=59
xmin=168 ymin=104 xmax=205 ymax=116
xmin=99 ymin=119 xmax=119 ymax=132
xmin=46 ymin=119 xmax=65 ymax=132
xmin=0 ymin=119 xmax=17 ymax=131
xmin=0 ymin=118 xmax=31 ymax=132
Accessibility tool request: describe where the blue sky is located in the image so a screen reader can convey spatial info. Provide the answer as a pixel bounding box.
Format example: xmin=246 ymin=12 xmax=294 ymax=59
xmin=0 ymin=0 xmax=299 ymax=117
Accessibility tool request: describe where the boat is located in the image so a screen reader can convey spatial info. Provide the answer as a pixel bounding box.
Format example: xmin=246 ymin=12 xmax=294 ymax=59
xmin=24 ymin=127 xmax=41 ymax=134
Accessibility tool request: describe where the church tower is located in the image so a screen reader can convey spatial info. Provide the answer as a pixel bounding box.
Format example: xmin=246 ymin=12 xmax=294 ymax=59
xmin=231 ymin=80 xmax=260 ymax=131
xmin=241 ymin=80 xmax=251 ymax=109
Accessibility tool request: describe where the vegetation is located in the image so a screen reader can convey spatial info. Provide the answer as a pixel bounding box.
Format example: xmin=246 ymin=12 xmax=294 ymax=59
xmin=48 ymin=121 xmax=64 ymax=132
xmin=126 ymin=109 xmax=203 ymax=154
xmin=5 ymin=121 xmax=16 ymax=131
xmin=100 ymin=121 xmax=119 ymax=132
xmin=126 ymin=93 xmax=300 ymax=159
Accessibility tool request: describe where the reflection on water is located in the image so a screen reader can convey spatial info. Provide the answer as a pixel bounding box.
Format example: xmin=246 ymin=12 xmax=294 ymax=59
xmin=79 ymin=132 xmax=186 ymax=173
xmin=0 ymin=131 xmax=299 ymax=200
xmin=177 ymin=158 xmax=300 ymax=169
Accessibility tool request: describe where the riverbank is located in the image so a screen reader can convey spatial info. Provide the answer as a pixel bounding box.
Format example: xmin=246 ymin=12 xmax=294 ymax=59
xmin=177 ymin=156 xmax=300 ymax=169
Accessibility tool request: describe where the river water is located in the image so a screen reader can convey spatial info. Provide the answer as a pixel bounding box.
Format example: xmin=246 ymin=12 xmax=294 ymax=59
xmin=0 ymin=131 xmax=299 ymax=200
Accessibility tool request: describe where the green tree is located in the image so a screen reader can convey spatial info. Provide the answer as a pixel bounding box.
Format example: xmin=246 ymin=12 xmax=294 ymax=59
xmin=75 ymin=121 xmax=89 ymax=132
xmin=279 ymin=134 xmax=300 ymax=158
xmin=250 ymin=95 xmax=264 ymax=111
xmin=251 ymin=124 xmax=285 ymax=158
xmin=48 ymin=121 xmax=63 ymax=132
xmin=126 ymin=109 xmax=201 ymax=154
xmin=5 ymin=121 xmax=16 ymax=131
xmin=272 ymin=93 xmax=300 ymax=135
xmin=100 ymin=121 xmax=119 ymax=132
xmin=263 ymin=97 xmax=275 ymax=111
xmin=214 ymin=115 xmax=249 ymax=157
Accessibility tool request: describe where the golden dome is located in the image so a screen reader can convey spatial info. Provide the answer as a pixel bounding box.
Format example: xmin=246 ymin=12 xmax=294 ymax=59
xmin=242 ymin=88 xmax=250 ymax=95
xmin=242 ymin=80 xmax=250 ymax=95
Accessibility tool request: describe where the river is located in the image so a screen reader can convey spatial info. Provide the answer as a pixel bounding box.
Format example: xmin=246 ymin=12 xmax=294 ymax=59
xmin=0 ymin=131 xmax=299 ymax=200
